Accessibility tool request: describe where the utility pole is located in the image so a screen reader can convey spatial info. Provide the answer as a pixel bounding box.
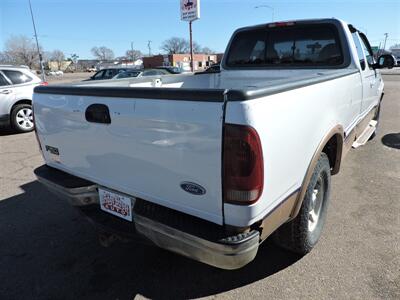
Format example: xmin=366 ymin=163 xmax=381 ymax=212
xmin=147 ymin=40 xmax=152 ymax=56
xmin=28 ymin=0 xmax=45 ymax=81
xmin=383 ymin=33 xmax=389 ymax=51
xmin=189 ymin=21 xmax=194 ymax=72
xmin=378 ymin=42 xmax=382 ymax=56
xmin=130 ymin=41 xmax=134 ymax=62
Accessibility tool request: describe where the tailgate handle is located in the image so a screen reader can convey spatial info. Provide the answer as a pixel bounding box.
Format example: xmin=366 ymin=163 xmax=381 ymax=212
xmin=85 ymin=104 xmax=111 ymax=124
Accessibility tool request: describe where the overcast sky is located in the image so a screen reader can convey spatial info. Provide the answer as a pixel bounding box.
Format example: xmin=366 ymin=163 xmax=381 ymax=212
xmin=1 ymin=0 xmax=399 ymax=59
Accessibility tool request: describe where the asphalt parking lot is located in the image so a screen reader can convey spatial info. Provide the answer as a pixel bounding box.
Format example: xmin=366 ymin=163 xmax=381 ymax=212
xmin=0 ymin=73 xmax=399 ymax=300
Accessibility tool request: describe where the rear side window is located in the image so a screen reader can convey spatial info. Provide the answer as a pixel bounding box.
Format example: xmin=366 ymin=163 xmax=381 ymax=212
xmin=359 ymin=35 xmax=374 ymax=68
xmin=93 ymin=70 xmax=105 ymax=79
xmin=103 ymin=69 xmax=118 ymax=79
xmin=143 ymin=70 xmax=158 ymax=76
xmin=2 ymin=70 xmax=32 ymax=84
xmin=0 ymin=73 xmax=10 ymax=86
xmin=226 ymin=24 xmax=344 ymax=68
xmin=351 ymin=33 xmax=366 ymax=70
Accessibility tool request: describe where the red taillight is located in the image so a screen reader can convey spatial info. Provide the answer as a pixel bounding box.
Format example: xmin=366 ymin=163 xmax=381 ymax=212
xmin=223 ymin=124 xmax=263 ymax=205
xmin=40 ymin=81 xmax=48 ymax=86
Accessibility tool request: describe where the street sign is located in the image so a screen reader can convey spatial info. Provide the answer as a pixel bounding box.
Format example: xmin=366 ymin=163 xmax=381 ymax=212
xmin=180 ymin=0 xmax=200 ymax=22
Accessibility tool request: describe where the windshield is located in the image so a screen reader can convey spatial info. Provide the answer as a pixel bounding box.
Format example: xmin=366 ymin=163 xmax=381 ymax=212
xmin=226 ymin=24 xmax=343 ymax=68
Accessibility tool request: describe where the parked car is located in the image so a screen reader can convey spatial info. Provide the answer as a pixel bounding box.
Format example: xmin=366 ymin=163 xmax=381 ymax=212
xmin=391 ymin=54 xmax=398 ymax=66
xmin=204 ymin=63 xmax=220 ymax=73
xmin=112 ymin=70 xmax=141 ymax=79
xmin=112 ymin=69 xmax=172 ymax=80
xmin=47 ymin=70 xmax=64 ymax=76
xmin=0 ymin=66 xmax=45 ymax=132
xmin=155 ymin=66 xmax=183 ymax=74
xmin=33 ymin=19 xmax=394 ymax=269
xmin=86 ymin=67 xmax=97 ymax=72
xmin=84 ymin=68 xmax=130 ymax=81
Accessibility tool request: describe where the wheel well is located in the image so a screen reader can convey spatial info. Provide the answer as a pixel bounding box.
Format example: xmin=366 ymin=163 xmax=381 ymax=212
xmin=322 ymin=133 xmax=343 ymax=175
xmin=11 ymin=99 xmax=32 ymax=112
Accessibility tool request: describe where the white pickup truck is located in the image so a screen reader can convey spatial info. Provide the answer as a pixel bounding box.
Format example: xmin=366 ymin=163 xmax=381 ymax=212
xmin=33 ymin=19 xmax=394 ymax=269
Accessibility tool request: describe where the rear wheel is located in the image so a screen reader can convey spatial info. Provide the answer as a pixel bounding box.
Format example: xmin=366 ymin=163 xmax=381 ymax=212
xmin=11 ymin=104 xmax=34 ymax=133
xmin=274 ymin=153 xmax=331 ymax=254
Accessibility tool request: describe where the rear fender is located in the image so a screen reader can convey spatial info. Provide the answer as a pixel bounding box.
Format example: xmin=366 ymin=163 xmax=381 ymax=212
xmin=289 ymin=125 xmax=344 ymax=220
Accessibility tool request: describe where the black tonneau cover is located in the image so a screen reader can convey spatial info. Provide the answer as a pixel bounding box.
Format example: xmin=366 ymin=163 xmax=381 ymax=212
xmin=34 ymin=68 xmax=357 ymax=102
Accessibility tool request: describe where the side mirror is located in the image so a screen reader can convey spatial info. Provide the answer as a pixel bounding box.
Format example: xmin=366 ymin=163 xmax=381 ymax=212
xmin=373 ymin=54 xmax=395 ymax=69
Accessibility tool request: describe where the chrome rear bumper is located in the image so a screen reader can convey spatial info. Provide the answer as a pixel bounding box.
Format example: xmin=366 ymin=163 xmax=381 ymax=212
xmin=34 ymin=165 xmax=260 ymax=270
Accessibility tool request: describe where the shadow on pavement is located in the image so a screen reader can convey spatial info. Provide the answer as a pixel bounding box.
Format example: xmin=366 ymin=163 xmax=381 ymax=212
xmin=0 ymin=180 xmax=302 ymax=300
xmin=0 ymin=126 xmax=31 ymax=136
xmin=382 ymin=133 xmax=400 ymax=149
xmin=0 ymin=126 xmax=16 ymax=136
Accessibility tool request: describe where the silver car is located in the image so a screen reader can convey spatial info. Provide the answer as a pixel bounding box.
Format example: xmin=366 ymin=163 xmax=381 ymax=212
xmin=0 ymin=66 xmax=43 ymax=132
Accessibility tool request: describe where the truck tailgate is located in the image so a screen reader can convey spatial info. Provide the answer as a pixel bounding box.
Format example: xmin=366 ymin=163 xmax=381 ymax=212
xmin=33 ymin=89 xmax=225 ymax=224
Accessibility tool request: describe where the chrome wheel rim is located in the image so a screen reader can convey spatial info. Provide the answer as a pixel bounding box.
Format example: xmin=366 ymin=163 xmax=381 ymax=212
xmin=308 ymin=175 xmax=325 ymax=232
xmin=16 ymin=107 xmax=34 ymax=130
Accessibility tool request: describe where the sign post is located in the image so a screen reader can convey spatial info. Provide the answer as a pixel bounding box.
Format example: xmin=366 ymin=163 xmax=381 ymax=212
xmin=189 ymin=21 xmax=193 ymax=72
xmin=180 ymin=0 xmax=200 ymax=72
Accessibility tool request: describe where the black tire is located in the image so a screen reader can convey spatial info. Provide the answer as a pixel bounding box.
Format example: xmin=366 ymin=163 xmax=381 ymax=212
xmin=274 ymin=153 xmax=331 ymax=254
xmin=11 ymin=104 xmax=35 ymax=133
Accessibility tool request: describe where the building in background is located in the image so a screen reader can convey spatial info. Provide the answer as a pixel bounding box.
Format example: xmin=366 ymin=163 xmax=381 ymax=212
xmin=216 ymin=53 xmax=224 ymax=63
xmin=143 ymin=53 xmax=217 ymax=71
xmin=46 ymin=60 xmax=72 ymax=72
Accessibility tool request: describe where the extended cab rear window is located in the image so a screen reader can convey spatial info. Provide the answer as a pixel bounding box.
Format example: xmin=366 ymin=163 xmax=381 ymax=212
xmin=226 ymin=24 xmax=344 ymax=68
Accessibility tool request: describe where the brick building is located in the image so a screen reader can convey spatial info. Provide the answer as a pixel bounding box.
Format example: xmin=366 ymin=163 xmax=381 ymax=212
xmin=143 ymin=53 xmax=218 ymax=71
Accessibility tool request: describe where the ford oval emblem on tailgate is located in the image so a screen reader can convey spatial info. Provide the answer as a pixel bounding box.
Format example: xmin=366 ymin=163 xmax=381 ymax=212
xmin=180 ymin=182 xmax=206 ymax=195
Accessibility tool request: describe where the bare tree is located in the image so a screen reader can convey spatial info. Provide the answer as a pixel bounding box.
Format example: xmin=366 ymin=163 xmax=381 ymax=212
xmin=161 ymin=37 xmax=212 ymax=54
xmin=69 ymin=53 xmax=79 ymax=71
xmin=91 ymin=46 xmax=114 ymax=60
xmin=202 ymin=47 xmax=214 ymax=54
xmin=125 ymin=49 xmax=142 ymax=61
xmin=161 ymin=37 xmax=189 ymax=54
xmin=0 ymin=51 xmax=15 ymax=64
xmin=51 ymin=49 xmax=65 ymax=70
xmin=4 ymin=35 xmax=42 ymax=68
xmin=192 ymin=41 xmax=202 ymax=54
xmin=390 ymin=44 xmax=400 ymax=50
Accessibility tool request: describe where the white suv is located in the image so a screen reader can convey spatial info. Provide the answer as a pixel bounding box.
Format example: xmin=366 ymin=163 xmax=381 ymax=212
xmin=0 ymin=66 xmax=44 ymax=132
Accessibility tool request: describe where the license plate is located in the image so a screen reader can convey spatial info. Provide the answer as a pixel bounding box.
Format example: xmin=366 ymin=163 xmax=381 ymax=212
xmin=99 ymin=188 xmax=133 ymax=222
